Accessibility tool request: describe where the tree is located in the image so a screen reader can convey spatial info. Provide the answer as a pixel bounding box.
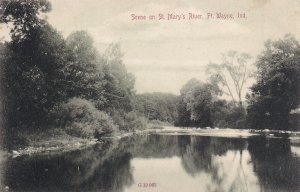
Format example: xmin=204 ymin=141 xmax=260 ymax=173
xmin=0 ymin=0 xmax=51 ymax=41
xmin=210 ymin=100 xmax=246 ymax=128
xmin=0 ymin=42 xmax=5 ymax=146
xmin=65 ymin=31 xmax=106 ymax=108
xmin=177 ymin=78 xmax=220 ymax=127
xmin=206 ymin=51 xmax=253 ymax=106
xmin=0 ymin=0 xmax=69 ymax=132
xmin=246 ymin=34 xmax=300 ymax=130
xmin=184 ymin=83 xmax=213 ymax=126
xmin=134 ymin=93 xmax=178 ymax=123
xmin=175 ymin=96 xmax=193 ymax=127
xmin=102 ymin=43 xmax=135 ymax=112
xmin=175 ymin=78 xmax=247 ymax=128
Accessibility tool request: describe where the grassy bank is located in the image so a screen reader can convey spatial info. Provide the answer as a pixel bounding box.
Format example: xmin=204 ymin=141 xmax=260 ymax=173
xmin=8 ymin=122 xmax=165 ymax=157
xmin=9 ymin=128 xmax=98 ymax=156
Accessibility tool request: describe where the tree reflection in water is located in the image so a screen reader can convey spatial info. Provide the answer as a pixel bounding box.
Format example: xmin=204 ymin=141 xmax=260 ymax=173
xmin=248 ymin=136 xmax=300 ymax=192
xmin=2 ymin=134 xmax=300 ymax=192
xmin=4 ymin=140 xmax=133 ymax=192
xmin=177 ymin=135 xmax=260 ymax=192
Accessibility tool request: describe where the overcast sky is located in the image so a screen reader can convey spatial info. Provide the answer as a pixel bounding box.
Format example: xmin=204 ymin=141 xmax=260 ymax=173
xmin=47 ymin=0 xmax=300 ymax=95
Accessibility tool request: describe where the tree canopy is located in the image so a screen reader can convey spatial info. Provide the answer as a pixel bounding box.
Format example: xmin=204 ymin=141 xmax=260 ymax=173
xmin=176 ymin=78 xmax=221 ymax=127
xmin=246 ymin=34 xmax=300 ymax=130
xmin=0 ymin=0 xmax=142 ymax=146
xmin=206 ymin=51 xmax=253 ymax=106
xmin=134 ymin=92 xmax=178 ymax=123
xmin=102 ymin=43 xmax=136 ymax=112
xmin=64 ymin=31 xmax=106 ymax=108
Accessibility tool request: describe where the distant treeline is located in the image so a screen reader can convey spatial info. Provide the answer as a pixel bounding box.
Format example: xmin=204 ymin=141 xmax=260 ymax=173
xmin=134 ymin=83 xmax=246 ymax=129
xmin=134 ymin=93 xmax=178 ymax=124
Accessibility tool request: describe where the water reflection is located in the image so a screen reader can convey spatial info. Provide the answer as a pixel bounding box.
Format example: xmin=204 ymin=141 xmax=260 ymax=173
xmin=248 ymin=137 xmax=300 ymax=192
xmin=178 ymin=136 xmax=247 ymax=176
xmin=1 ymin=134 xmax=300 ymax=192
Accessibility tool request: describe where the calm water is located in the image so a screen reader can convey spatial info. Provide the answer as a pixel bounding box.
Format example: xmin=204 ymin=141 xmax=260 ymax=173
xmin=1 ymin=133 xmax=300 ymax=192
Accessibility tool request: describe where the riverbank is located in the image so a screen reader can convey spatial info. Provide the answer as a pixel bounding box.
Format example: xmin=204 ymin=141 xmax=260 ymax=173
xmin=4 ymin=124 xmax=164 ymax=157
xmin=6 ymin=126 xmax=300 ymax=158
xmin=6 ymin=129 xmax=98 ymax=158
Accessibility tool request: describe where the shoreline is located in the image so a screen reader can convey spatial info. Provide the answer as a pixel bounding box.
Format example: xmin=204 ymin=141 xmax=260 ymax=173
xmin=4 ymin=126 xmax=300 ymax=158
xmin=4 ymin=128 xmax=157 ymax=158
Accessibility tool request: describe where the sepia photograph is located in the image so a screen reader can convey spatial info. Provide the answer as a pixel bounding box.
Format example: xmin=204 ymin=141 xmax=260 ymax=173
xmin=0 ymin=0 xmax=300 ymax=191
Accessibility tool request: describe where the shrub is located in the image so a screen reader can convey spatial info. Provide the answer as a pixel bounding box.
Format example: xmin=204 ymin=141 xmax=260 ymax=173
xmin=124 ymin=111 xmax=147 ymax=131
xmin=211 ymin=101 xmax=246 ymax=129
xmin=50 ymin=98 xmax=118 ymax=138
xmin=110 ymin=110 xmax=147 ymax=132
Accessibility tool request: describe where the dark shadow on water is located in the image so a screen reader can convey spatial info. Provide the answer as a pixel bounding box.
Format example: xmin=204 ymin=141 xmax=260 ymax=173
xmin=248 ymin=136 xmax=300 ymax=192
xmin=3 ymin=141 xmax=133 ymax=192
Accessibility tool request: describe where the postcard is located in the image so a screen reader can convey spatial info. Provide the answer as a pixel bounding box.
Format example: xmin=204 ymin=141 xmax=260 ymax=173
xmin=0 ymin=0 xmax=299 ymax=191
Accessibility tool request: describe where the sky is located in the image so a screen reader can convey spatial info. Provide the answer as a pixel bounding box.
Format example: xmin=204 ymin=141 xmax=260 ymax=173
xmin=45 ymin=0 xmax=300 ymax=95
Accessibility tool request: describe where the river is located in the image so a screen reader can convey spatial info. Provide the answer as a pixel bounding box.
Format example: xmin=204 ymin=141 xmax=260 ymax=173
xmin=1 ymin=128 xmax=300 ymax=192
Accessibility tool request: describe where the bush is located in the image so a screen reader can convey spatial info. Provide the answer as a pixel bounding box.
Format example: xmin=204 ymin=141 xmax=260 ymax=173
xmin=124 ymin=111 xmax=147 ymax=131
xmin=211 ymin=100 xmax=246 ymax=129
xmin=50 ymin=98 xmax=118 ymax=138
xmin=110 ymin=110 xmax=147 ymax=132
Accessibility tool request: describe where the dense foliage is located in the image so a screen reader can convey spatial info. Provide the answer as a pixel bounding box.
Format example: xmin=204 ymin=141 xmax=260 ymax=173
xmin=102 ymin=43 xmax=136 ymax=112
xmin=49 ymin=98 xmax=117 ymax=138
xmin=64 ymin=31 xmax=106 ymax=108
xmin=176 ymin=36 xmax=299 ymax=130
xmin=175 ymin=78 xmax=246 ymax=128
xmin=176 ymin=78 xmax=219 ymax=127
xmin=246 ymin=34 xmax=300 ymax=130
xmin=0 ymin=0 xmax=143 ymax=147
xmin=134 ymin=93 xmax=178 ymax=124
